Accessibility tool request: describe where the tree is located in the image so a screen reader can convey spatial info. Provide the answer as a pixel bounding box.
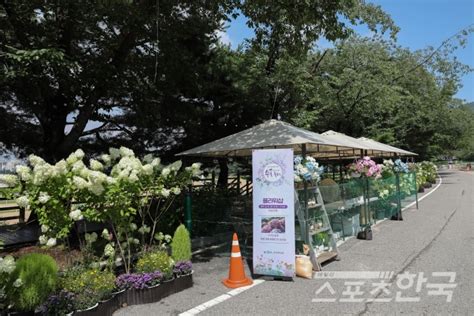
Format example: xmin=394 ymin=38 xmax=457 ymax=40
xmin=1 ymin=1 xmax=399 ymax=162
xmin=290 ymin=31 xmax=472 ymax=159
xmin=0 ymin=0 xmax=228 ymax=162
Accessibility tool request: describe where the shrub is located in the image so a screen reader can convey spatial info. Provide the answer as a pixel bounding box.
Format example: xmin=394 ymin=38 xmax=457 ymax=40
xmin=39 ymin=290 xmax=76 ymax=315
xmin=60 ymin=267 xmax=115 ymax=309
xmin=115 ymin=271 xmax=163 ymax=290
xmin=136 ymin=251 xmax=173 ymax=279
xmin=173 ymin=261 xmax=192 ymax=276
xmin=7 ymin=253 xmax=58 ymax=312
xmin=171 ymin=224 xmax=191 ymax=262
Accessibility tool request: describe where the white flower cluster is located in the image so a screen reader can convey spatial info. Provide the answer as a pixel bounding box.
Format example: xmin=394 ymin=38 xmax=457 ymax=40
xmin=69 ymin=209 xmax=83 ymax=221
xmin=16 ymin=165 xmax=31 ymax=181
xmin=0 ymin=174 xmax=19 ymax=187
xmin=0 ymin=255 xmax=16 ymax=274
xmin=185 ymin=162 xmax=202 ymax=177
xmin=39 ymin=235 xmax=57 ymax=247
xmin=38 ymin=192 xmax=50 ymax=204
xmin=15 ymin=196 xmax=30 ymax=208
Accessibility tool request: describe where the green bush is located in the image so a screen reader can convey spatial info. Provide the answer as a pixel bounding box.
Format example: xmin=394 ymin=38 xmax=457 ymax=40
xmin=7 ymin=253 xmax=58 ymax=311
xmin=60 ymin=267 xmax=115 ymax=310
xmin=136 ymin=251 xmax=173 ymax=278
xmin=171 ymin=224 xmax=192 ymax=261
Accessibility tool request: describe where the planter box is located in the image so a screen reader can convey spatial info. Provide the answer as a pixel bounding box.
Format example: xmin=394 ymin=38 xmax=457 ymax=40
xmin=76 ymin=273 xmax=193 ymax=316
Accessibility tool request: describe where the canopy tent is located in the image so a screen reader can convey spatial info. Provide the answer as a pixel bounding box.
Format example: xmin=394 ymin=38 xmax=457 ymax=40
xmin=357 ymin=137 xmax=417 ymax=157
xmin=321 ymin=130 xmax=386 ymax=159
xmin=177 ymin=119 xmax=417 ymax=159
xmin=177 ymin=119 xmax=360 ymax=158
xmin=321 ymin=131 xmax=417 ymax=159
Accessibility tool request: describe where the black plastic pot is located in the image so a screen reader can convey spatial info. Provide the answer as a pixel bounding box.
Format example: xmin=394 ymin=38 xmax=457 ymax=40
xmin=357 ymin=227 xmax=373 ymax=240
xmin=174 ymin=273 xmax=193 ymax=292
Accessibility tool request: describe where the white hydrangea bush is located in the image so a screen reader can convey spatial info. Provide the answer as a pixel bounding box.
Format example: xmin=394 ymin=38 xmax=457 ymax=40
xmin=11 ymin=147 xmax=202 ymax=257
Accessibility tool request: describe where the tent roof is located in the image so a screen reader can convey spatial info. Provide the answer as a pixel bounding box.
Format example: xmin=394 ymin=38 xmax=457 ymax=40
xmin=321 ymin=130 xmax=371 ymax=150
xmin=321 ymin=130 xmax=415 ymax=159
xmin=357 ymin=137 xmax=417 ymax=156
xmin=177 ymin=120 xmax=357 ymax=158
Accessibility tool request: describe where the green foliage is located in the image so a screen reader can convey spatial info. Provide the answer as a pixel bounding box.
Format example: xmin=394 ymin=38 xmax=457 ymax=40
xmin=171 ymin=225 xmax=192 ymax=262
xmin=0 ymin=255 xmax=16 ymax=310
xmin=14 ymin=147 xmax=200 ymax=273
xmin=136 ymin=251 xmax=173 ymax=278
xmin=60 ymin=267 xmax=115 ymax=309
xmin=7 ymin=253 xmax=58 ymax=312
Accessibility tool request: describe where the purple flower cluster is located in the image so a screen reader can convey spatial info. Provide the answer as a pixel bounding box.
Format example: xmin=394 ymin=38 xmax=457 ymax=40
xmin=173 ymin=261 xmax=192 ymax=276
xmin=39 ymin=290 xmax=76 ymax=315
xmin=115 ymin=271 xmax=163 ymax=290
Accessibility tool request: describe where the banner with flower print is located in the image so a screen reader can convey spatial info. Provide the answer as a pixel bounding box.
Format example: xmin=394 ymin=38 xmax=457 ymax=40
xmin=252 ymin=149 xmax=295 ymax=277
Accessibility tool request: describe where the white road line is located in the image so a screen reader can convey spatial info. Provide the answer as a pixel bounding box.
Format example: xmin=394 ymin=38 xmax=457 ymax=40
xmin=178 ymin=280 xmax=265 ymax=315
xmin=401 ymin=173 xmax=443 ymax=212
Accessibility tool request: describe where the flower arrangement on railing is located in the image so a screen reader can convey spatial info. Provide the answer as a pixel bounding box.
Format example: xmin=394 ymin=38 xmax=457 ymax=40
xmin=294 ymin=155 xmax=324 ymax=183
xmin=393 ymin=159 xmax=409 ymax=173
xmin=347 ymin=157 xmax=382 ymax=179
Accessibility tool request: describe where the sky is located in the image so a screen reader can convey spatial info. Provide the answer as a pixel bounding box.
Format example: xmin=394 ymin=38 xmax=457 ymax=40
xmin=222 ymin=0 xmax=474 ymax=102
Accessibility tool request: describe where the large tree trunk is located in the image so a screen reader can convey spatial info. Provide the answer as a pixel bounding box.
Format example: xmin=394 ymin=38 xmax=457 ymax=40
xmin=217 ymin=158 xmax=228 ymax=189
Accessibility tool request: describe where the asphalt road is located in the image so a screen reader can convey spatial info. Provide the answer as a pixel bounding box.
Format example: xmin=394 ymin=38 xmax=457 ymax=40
xmin=116 ymin=169 xmax=473 ymax=316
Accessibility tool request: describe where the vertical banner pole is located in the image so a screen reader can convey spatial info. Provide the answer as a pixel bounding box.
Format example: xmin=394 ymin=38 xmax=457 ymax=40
xmin=253 ymin=149 xmax=295 ymax=278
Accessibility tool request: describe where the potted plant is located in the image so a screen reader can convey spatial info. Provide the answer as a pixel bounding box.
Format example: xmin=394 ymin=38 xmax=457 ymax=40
xmin=39 ymin=291 xmax=76 ymax=316
xmin=60 ymin=267 xmax=115 ymax=314
xmin=136 ymin=251 xmax=174 ymax=281
xmin=115 ymin=271 xmax=163 ymax=306
xmin=173 ymin=261 xmax=193 ymax=278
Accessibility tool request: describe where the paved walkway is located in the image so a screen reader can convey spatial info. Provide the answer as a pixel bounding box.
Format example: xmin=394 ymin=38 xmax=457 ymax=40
xmin=115 ymin=169 xmax=473 ymax=315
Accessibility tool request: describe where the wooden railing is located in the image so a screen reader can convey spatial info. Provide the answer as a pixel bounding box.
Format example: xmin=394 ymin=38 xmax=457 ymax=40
xmin=192 ymin=171 xmax=253 ymax=196
xmin=0 ymin=197 xmax=26 ymax=223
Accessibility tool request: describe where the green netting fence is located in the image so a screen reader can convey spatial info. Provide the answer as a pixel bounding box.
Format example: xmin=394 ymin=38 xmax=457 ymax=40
xmin=319 ymin=172 xmax=418 ymax=242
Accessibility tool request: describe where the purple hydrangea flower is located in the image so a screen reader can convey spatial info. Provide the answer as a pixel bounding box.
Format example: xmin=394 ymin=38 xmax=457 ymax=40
xmin=173 ymin=261 xmax=192 ymax=276
xmin=115 ymin=271 xmax=163 ymax=290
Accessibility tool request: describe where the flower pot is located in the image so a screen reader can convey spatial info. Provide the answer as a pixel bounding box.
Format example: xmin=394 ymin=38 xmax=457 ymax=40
xmin=95 ymin=294 xmax=121 ymax=316
xmin=173 ymin=271 xmax=193 ymax=293
xmin=111 ymin=288 xmax=127 ymax=309
xmin=75 ymin=303 xmax=99 ymax=315
xmin=7 ymin=311 xmax=35 ymax=316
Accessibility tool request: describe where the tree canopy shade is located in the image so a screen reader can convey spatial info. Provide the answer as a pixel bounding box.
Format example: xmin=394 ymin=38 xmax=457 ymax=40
xmin=0 ymin=1 xmax=471 ymax=162
xmin=0 ymin=0 xmax=398 ymax=162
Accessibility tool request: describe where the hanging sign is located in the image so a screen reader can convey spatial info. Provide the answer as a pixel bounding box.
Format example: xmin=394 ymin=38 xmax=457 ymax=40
xmin=252 ymin=149 xmax=295 ymax=277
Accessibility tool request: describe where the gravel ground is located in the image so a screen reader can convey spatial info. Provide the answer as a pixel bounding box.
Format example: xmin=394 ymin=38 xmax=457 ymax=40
xmin=115 ymin=169 xmax=473 ymax=316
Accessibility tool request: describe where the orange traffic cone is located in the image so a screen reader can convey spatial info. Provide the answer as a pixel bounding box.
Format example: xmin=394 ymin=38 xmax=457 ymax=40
xmin=222 ymin=233 xmax=253 ymax=288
